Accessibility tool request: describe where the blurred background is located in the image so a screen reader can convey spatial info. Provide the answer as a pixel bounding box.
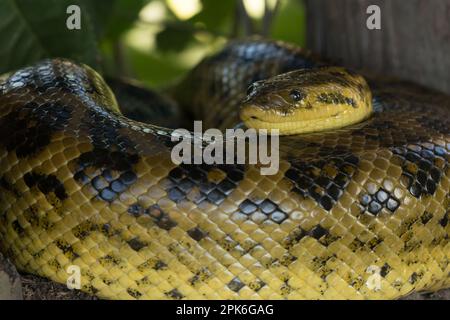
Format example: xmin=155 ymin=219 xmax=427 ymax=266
xmin=1 ymin=1 xmax=449 ymax=93
xmin=0 ymin=0 xmax=306 ymax=88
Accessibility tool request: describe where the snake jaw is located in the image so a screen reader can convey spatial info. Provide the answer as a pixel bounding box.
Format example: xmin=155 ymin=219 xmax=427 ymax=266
xmin=240 ymin=67 xmax=374 ymax=135
xmin=241 ymin=102 xmax=373 ymax=135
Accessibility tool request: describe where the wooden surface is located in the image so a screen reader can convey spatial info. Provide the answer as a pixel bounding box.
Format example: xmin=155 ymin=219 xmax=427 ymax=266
xmin=305 ymin=0 xmax=450 ymax=94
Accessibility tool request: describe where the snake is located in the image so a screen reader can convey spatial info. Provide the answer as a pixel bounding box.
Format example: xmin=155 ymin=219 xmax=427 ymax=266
xmin=0 ymin=38 xmax=449 ymax=300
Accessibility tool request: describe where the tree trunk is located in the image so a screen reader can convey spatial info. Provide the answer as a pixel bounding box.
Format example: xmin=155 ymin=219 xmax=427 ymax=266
xmin=305 ymin=0 xmax=450 ymax=94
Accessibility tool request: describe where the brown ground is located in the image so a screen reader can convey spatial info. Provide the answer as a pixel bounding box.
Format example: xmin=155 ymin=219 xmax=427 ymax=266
xmin=21 ymin=273 xmax=97 ymax=300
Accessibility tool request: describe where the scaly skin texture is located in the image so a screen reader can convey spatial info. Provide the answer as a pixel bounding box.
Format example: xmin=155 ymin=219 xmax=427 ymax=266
xmin=239 ymin=66 xmax=373 ymax=135
xmin=0 ymin=40 xmax=449 ymax=300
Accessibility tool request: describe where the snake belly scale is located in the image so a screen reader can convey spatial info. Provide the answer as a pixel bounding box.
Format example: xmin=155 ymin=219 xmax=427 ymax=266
xmin=0 ymin=39 xmax=449 ymax=299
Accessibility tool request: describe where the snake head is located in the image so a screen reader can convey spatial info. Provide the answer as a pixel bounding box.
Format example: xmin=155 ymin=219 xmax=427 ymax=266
xmin=240 ymin=67 xmax=373 ymax=135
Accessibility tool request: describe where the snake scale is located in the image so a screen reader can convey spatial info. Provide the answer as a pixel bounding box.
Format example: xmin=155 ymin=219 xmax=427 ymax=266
xmin=0 ymin=39 xmax=449 ymax=299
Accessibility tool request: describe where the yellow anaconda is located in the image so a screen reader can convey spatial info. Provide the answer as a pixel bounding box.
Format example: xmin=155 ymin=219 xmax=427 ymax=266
xmin=0 ymin=39 xmax=449 ymax=299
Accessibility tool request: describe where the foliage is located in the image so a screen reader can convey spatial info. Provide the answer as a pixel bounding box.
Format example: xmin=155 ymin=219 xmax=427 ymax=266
xmin=0 ymin=0 xmax=306 ymax=87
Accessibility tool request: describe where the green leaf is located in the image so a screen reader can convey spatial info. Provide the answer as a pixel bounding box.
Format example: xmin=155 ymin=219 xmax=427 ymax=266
xmin=271 ymin=0 xmax=306 ymax=46
xmin=83 ymin=0 xmax=118 ymax=39
xmin=0 ymin=0 xmax=101 ymax=73
xmin=126 ymin=46 xmax=188 ymax=88
xmin=104 ymin=0 xmax=146 ymax=40
xmin=155 ymin=23 xmax=195 ymax=52
xmin=189 ymin=0 xmax=234 ymax=34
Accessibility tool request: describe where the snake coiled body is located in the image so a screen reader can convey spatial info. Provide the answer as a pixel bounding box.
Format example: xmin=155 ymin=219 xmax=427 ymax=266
xmin=0 ymin=39 xmax=449 ymax=299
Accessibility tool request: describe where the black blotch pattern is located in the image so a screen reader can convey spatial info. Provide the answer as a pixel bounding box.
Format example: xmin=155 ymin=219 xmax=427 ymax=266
xmin=164 ymin=164 xmax=244 ymax=206
xmin=127 ymin=288 xmax=142 ymax=299
xmin=147 ymin=204 xmax=177 ymax=230
xmin=250 ymin=279 xmax=266 ymax=292
xmin=0 ymin=176 xmax=20 ymax=196
xmin=127 ymin=237 xmax=147 ymax=251
xmin=285 ymin=154 xmax=359 ymax=211
xmin=359 ymin=187 xmax=400 ymax=215
xmin=348 ymin=238 xmax=364 ymax=252
xmin=81 ymin=109 xmax=134 ymax=151
xmin=310 ymin=254 xmax=336 ymax=281
xmin=0 ymin=102 xmax=72 ymax=158
xmin=270 ymin=210 xmax=288 ymax=224
xmin=310 ymin=225 xmax=329 ymax=239
xmin=154 ymin=260 xmax=168 ymax=270
xmin=24 ymin=172 xmax=68 ymax=200
xmin=317 ymin=92 xmax=357 ymax=108
xmin=99 ymin=254 xmax=123 ymax=268
xmin=74 ymin=110 xmax=140 ymax=202
xmin=12 ymin=220 xmax=25 ymax=236
xmin=237 ymin=198 xmax=289 ymax=224
xmin=72 ymin=220 xmax=101 ymax=240
xmin=367 ymin=237 xmax=383 ymax=250
xmin=284 ymin=224 xmax=334 ymax=249
xmin=380 ymin=263 xmax=391 ymax=277
xmin=83 ymin=285 xmax=99 ymax=295
xmin=77 ymin=152 xmax=139 ymax=177
xmin=55 ymin=239 xmax=79 ymax=259
xmin=190 ymin=267 xmax=213 ymax=286
xmin=227 ymin=277 xmax=245 ymax=292
xmin=165 ymin=289 xmax=184 ymax=300
xmin=284 ymin=224 xmax=331 ymax=245
xmin=48 ymin=259 xmax=62 ymax=271
xmin=239 ymin=199 xmax=257 ymax=214
xmin=392 ymin=144 xmax=447 ymax=198
xmin=420 ymin=211 xmax=433 ymax=224
xmin=408 ymin=272 xmax=423 ymax=284
xmin=187 ymin=227 xmax=207 ymax=241
xmin=127 ymin=203 xmax=145 ymax=217
xmin=351 ymin=119 xmax=397 ymax=142
xmin=128 ymin=203 xmax=177 ymax=231
xmin=440 ymin=212 xmax=448 ymax=227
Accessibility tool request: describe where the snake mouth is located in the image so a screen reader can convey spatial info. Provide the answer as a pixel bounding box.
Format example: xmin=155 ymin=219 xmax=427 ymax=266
xmin=240 ymin=103 xmax=371 ymax=135
xmin=240 ymin=104 xmax=311 ymax=135
xmin=240 ymin=104 xmax=290 ymax=124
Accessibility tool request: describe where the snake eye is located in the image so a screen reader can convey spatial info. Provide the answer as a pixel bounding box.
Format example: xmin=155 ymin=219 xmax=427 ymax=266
xmin=289 ymin=89 xmax=304 ymax=102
